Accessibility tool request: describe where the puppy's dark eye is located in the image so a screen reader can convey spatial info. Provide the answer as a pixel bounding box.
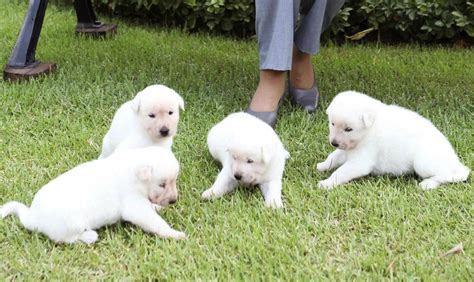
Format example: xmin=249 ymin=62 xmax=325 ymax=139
xmin=168 ymin=111 xmax=174 ymax=115
xmin=247 ymin=159 xmax=254 ymax=164
xmin=344 ymin=127 xmax=353 ymax=132
xmin=331 ymin=122 xmax=335 ymax=126
xmin=148 ymin=113 xmax=156 ymax=118
xmin=159 ymin=183 xmax=166 ymax=188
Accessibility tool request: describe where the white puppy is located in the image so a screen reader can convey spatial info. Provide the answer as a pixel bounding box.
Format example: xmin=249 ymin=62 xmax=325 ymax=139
xmin=201 ymin=112 xmax=289 ymax=208
xmin=0 ymin=147 xmax=186 ymax=244
xmin=99 ymin=84 xmax=184 ymax=158
xmin=317 ymin=91 xmax=470 ymax=190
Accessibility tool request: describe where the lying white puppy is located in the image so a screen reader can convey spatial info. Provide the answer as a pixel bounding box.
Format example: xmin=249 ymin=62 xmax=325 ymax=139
xmin=202 ymin=112 xmax=289 ymax=208
xmin=0 ymin=147 xmax=186 ymax=244
xmin=99 ymin=84 xmax=184 ymax=158
xmin=317 ymin=91 xmax=470 ymax=190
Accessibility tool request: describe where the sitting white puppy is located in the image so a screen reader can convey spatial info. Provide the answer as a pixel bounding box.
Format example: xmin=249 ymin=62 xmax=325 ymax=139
xmin=99 ymin=84 xmax=184 ymax=158
xmin=0 ymin=147 xmax=186 ymax=244
xmin=317 ymin=91 xmax=470 ymax=190
xmin=201 ymin=112 xmax=289 ymax=208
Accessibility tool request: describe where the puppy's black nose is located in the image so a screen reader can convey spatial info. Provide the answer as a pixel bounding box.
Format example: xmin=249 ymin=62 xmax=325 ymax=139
xmin=169 ymin=199 xmax=176 ymax=205
xmin=331 ymin=141 xmax=339 ymax=147
xmin=234 ymin=173 xmax=242 ymax=180
xmin=160 ymin=127 xmax=169 ymax=137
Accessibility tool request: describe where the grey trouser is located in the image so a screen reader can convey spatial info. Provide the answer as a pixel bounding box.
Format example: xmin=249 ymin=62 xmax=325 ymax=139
xmin=256 ymin=0 xmax=345 ymax=70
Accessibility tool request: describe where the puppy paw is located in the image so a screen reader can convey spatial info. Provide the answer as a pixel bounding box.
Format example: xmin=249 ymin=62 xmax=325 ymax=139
xmin=152 ymin=204 xmax=163 ymax=212
xmin=316 ymin=162 xmax=330 ymax=172
xmin=79 ymin=230 xmax=99 ymax=244
xmin=264 ymin=198 xmax=283 ymax=209
xmin=160 ymin=229 xmax=187 ymax=240
xmin=419 ymin=179 xmax=440 ymax=190
xmin=318 ymin=179 xmax=336 ymax=190
xmin=201 ymin=188 xmax=215 ymax=200
xmin=173 ymin=231 xmax=187 ymax=240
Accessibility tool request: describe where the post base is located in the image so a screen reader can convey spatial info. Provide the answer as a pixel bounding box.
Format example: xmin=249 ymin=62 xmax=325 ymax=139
xmin=76 ymin=22 xmax=117 ymax=37
xmin=3 ymin=62 xmax=57 ymax=82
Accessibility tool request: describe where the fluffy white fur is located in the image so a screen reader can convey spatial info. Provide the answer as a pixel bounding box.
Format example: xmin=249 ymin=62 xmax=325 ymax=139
xmin=99 ymin=84 xmax=184 ymax=158
xmin=317 ymin=91 xmax=470 ymax=190
xmin=0 ymin=147 xmax=186 ymax=244
xmin=201 ymin=112 xmax=289 ymax=208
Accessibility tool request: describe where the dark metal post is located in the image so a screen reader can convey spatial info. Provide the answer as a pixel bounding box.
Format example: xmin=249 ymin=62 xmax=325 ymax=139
xmin=3 ymin=0 xmax=56 ymax=81
xmin=74 ymin=0 xmax=99 ymax=26
xmin=74 ymin=0 xmax=117 ymax=36
xmin=3 ymin=0 xmax=117 ymax=82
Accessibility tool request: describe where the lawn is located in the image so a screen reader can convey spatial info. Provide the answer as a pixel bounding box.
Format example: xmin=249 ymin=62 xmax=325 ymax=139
xmin=0 ymin=0 xmax=473 ymax=280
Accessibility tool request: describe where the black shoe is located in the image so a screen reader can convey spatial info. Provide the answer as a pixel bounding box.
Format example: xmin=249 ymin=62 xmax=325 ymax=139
xmin=245 ymin=108 xmax=278 ymax=129
xmin=289 ymin=84 xmax=320 ymax=113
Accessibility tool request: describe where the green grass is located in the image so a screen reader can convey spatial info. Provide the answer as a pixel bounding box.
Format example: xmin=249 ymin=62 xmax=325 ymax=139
xmin=1 ymin=0 xmax=473 ymax=280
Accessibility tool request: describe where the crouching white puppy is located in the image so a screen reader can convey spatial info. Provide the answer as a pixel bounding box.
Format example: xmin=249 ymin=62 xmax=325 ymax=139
xmin=317 ymin=91 xmax=470 ymax=190
xmin=99 ymin=84 xmax=184 ymax=158
xmin=201 ymin=112 xmax=289 ymax=208
xmin=0 ymin=147 xmax=186 ymax=244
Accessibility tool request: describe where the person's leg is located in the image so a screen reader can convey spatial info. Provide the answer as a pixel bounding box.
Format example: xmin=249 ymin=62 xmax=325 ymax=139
xmin=290 ymin=47 xmax=314 ymax=90
xmin=291 ymin=0 xmax=345 ymax=89
xmin=250 ymin=0 xmax=300 ymax=112
xmin=249 ymin=70 xmax=286 ymax=112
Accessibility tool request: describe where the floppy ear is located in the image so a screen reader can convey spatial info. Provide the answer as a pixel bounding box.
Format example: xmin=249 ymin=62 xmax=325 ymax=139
xmin=136 ymin=165 xmax=153 ymax=182
xmin=261 ymin=144 xmax=274 ymax=164
xmin=226 ymin=148 xmax=233 ymax=158
xmin=130 ymin=96 xmax=141 ymax=113
xmin=174 ymin=91 xmax=185 ymax=111
xmin=326 ymin=102 xmax=334 ymax=115
xmin=361 ymin=112 xmax=375 ymax=128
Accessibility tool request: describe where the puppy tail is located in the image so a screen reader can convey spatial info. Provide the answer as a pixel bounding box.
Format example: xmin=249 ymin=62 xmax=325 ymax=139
xmin=0 ymin=201 xmax=34 ymax=229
